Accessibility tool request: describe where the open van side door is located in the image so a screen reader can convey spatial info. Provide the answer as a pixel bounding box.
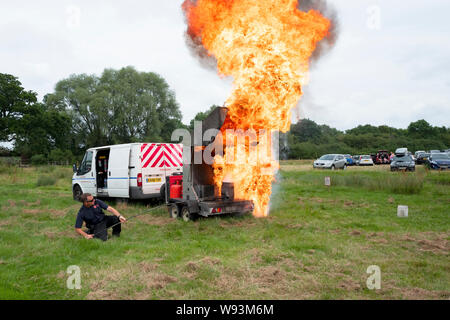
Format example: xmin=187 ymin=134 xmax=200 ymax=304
xmin=108 ymin=145 xmax=131 ymax=198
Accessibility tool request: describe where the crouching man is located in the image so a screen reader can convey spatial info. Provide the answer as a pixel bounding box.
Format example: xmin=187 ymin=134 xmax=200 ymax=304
xmin=75 ymin=193 xmax=126 ymax=241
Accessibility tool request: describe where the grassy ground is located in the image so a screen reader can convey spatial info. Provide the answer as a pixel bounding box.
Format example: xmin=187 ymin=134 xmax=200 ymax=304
xmin=0 ymin=161 xmax=448 ymax=300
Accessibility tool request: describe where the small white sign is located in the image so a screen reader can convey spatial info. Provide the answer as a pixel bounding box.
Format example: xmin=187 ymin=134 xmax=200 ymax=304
xmin=324 ymin=176 xmax=331 ymax=186
xmin=397 ymin=205 xmax=408 ymax=217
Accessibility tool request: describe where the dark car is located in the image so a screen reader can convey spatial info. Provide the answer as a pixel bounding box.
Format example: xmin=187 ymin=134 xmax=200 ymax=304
xmin=416 ymin=152 xmax=430 ymax=165
xmin=390 ymin=155 xmax=415 ymax=172
xmin=426 ymin=153 xmax=450 ymax=170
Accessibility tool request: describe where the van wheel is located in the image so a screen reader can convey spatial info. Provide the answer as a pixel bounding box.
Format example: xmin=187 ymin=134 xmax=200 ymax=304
xmin=73 ymin=185 xmax=82 ymax=202
xmin=169 ymin=204 xmax=179 ymax=219
xmin=181 ymin=206 xmax=196 ymax=222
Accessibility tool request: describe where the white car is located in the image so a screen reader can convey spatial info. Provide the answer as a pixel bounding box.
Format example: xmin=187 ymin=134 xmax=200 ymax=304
xmin=313 ymin=154 xmax=347 ymax=170
xmin=358 ymin=155 xmax=374 ymax=166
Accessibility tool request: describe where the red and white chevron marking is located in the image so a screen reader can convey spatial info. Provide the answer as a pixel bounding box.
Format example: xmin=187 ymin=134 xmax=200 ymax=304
xmin=141 ymin=143 xmax=183 ymax=168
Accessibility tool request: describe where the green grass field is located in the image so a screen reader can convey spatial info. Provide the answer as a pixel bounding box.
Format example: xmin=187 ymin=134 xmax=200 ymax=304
xmin=0 ymin=161 xmax=448 ymax=300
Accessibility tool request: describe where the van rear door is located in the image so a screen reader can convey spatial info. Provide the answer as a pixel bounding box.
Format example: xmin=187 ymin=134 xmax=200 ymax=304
xmin=108 ymin=145 xmax=131 ymax=198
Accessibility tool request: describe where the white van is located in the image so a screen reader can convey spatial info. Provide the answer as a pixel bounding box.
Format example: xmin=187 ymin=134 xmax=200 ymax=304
xmin=72 ymin=143 xmax=182 ymax=201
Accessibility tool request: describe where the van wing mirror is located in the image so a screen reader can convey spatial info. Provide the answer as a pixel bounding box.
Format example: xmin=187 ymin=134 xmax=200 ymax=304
xmin=73 ymin=164 xmax=77 ymax=173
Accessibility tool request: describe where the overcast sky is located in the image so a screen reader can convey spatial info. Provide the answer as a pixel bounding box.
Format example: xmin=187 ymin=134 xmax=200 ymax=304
xmin=1 ymin=0 xmax=449 ymax=131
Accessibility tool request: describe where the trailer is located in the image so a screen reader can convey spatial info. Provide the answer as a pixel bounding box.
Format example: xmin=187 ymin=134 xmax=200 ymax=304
xmin=72 ymin=143 xmax=182 ymax=201
xmin=165 ymin=107 xmax=254 ymax=221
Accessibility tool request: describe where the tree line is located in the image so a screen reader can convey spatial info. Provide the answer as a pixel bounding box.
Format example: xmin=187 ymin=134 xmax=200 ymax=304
xmin=1 ymin=67 xmax=449 ymax=163
xmin=285 ymin=118 xmax=450 ymax=159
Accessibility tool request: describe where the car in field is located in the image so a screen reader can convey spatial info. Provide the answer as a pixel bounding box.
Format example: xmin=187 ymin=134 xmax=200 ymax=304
xmin=430 ymin=150 xmax=441 ymax=154
xmin=395 ymin=147 xmax=408 ymax=155
xmin=344 ymin=154 xmax=355 ymax=166
xmin=414 ymin=150 xmax=425 ymax=159
xmin=359 ymin=155 xmax=374 ymax=166
xmin=313 ymin=154 xmax=347 ymax=170
xmin=416 ymin=152 xmax=430 ymax=165
xmin=426 ymin=153 xmax=450 ymax=170
xmin=390 ymin=154 xmax=415 ymax=172
xmin=352 ymin=155 xmax=361 ymax=166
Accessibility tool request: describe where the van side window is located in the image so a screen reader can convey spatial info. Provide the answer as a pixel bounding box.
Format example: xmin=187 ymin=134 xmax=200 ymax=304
xmin=78 ymin=151 xmax=93 ymax=175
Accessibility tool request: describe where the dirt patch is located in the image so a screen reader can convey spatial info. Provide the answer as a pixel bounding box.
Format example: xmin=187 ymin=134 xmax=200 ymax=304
xmin=328 ymin=229 xmax=341 ymax=234
xmin=145 ymin=273 xmax=177 ymax=289
xmin=338 ymin=279 xmax=361 ymax=291
xmin=349 ymin=230 xmax=363 ymax=236
xmin=22 ymin=209 xmax=41 ymax=215
xmin=49 ymin=209 xmax=66 ymax=218
xmin=388 ymin=197 xmax=395 ymax=203
xmin=7 ymin=200 xmax=16 ymax=207
xmin=256 ymin=266 xmax=286 ymax=284
xmin=398 ymin=232 xmax=449 ymax=255
xmin=138 ymin=262 xmax=160 ymax=272
xmin=185 ymin=256 xmax=221 ymax=273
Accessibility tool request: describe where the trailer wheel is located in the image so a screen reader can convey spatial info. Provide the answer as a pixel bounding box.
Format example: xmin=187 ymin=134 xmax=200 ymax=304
xmin=169 ymin=204 xmax=179 ymax=219
xmin=181 ymin=206 xmax=196 ymax=222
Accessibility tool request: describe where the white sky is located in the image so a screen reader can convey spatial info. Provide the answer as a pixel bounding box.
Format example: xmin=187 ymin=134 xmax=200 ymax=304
xmin=1 ymin=0 xmax=449 ymax=131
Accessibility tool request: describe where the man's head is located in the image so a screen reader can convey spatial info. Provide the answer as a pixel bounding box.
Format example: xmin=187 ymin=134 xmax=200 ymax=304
xmin=80 ymin=193 xmax=95 ymax=207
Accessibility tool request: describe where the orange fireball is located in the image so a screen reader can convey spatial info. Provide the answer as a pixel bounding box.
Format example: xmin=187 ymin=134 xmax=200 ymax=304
xmin=183 ymin=0 xmax=331 ymax=216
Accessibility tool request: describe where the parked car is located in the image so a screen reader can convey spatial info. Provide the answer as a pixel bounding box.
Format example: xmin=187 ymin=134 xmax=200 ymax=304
xmin=313 ymin=154 xmax=347 ymax=170
xmin=352 ymin=155 xmax=361 ymax=166
xmin=374 ymin=150 xmax=391 ymax=164
xmin=426 ymin=153 xmax=450 ymax=170
xmin=430 ymin=150 xmax=441 ymax=154
xmin=414 ymin=150 xmax=425 ymax=159
xmin=344 ymin=154 xmax=355 ymax=166
xmin=359 ymin=155 xmax=374 ymax=166
xmin=390 ymin=154 xmax=415 ymax=172
xmin=416 ymin=152 xmax=430 ymax=165
xmin=395 ymin=147 xmax=408 ymax=155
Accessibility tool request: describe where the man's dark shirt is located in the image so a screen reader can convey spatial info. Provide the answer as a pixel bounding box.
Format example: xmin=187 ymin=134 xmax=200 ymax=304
xmin=75 ymin=199 xmax=109 ymax=229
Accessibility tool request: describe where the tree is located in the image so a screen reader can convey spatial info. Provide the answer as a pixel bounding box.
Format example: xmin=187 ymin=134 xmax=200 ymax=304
xmin=0 ymin=73 xmax=37 ymax=142
xmin=407 ymin=119 xmax=434 ymax=137
xmin=290 ymin=118 xmax=322 ymax=143
xmin=14 ymin=103 xmax=72 ymax=159
xmin=44 ymin=66 xmax=183 ymax=150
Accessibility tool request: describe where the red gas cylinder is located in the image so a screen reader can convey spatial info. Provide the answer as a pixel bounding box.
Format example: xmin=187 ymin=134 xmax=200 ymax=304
xmin=170 ymin=182 xmax=182 ymax=199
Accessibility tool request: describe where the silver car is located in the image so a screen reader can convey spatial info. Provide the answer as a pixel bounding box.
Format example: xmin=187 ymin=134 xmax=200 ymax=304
xmin=313 ymin=154 xmax=347 ymax=170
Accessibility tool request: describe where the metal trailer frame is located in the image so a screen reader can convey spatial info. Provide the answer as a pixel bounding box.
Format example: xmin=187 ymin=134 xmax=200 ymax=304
xmin=165 ymin=107 xmax=254 ymax=221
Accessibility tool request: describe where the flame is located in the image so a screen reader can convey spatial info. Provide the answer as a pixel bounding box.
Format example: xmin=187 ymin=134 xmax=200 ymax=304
xmin=183 ymin=0 xmax=330 ymax=216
